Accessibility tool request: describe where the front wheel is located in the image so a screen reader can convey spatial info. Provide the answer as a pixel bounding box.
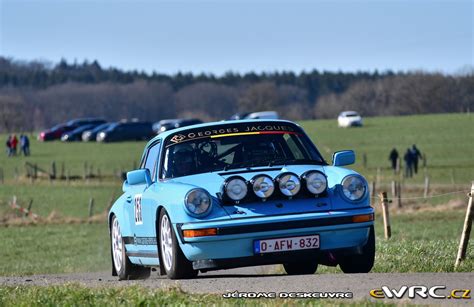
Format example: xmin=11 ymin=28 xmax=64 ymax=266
xmin=111 ymin=215 xmax=150 ymax=280
xmin=339 ymin=225 xmax=375 ymax=273
xmin=283 ymin=262 xmax=318 ymax=275
xmin=159 ymin=209 xmax=197 ymax=279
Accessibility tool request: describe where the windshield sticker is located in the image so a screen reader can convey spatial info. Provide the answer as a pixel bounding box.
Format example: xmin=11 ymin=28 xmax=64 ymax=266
xmin=168 ymin=124 xmax=298 ymax=146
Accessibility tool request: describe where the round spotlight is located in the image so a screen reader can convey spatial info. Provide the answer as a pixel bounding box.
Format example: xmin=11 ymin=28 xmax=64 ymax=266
xmin=251 ymin=175 xmax=275 ymax=199
xmin=303 ymin=171 xmax=327 ymax=195
xmin=223 ymin=176 xmax=248 ymax=202
xmin=276 ymin=172 xmax=301 ymax=197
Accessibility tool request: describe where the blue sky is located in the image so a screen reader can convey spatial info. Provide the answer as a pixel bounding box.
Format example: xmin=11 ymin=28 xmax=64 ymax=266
xmin=0 ymin=0 xmax=472 ymax=75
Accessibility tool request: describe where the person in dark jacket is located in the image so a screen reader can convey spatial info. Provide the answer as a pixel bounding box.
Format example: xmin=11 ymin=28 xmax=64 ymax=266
xmin=389 ymin=148 xmax=399 ymax=171
xmin=410 ymin=145 xmax=423 ymax=174
xmin=403 ymin=148 xmax=413 ymax=178
xmin=6 ymin=136 xmax=12 ymax=157
xmin=20 ymin=134 xmax=30 ymax=156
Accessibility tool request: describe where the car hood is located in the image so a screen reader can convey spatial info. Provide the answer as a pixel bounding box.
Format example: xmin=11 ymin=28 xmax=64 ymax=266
xmin=169 ymin=165 xmax=333 ymax=219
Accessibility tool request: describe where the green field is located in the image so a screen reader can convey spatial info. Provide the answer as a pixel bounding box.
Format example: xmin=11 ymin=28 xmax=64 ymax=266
xmin=0 ymin=113 xmax=473 ymax=278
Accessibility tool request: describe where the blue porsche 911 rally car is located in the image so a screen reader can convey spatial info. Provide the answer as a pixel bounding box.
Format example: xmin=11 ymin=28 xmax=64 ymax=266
xmin=108 ymin=119 xmax=375 ymax=280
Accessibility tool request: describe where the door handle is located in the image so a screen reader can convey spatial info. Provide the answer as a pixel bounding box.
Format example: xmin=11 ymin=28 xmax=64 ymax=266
xmin=126 ymin=195 xmax=132 ymax=203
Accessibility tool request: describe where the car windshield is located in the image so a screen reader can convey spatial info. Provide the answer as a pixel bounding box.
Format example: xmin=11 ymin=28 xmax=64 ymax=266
xmin=161 ymin=122 xmax=325 ymax=179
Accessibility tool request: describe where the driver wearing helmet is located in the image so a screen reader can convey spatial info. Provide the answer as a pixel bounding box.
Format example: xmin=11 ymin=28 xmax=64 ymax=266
xmin=170 ymin=144 xmax=196 ymax=177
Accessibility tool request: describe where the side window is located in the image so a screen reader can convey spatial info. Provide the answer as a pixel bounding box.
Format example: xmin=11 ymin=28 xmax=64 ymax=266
xmin=143 ymin=142 xmax=161 ymax=181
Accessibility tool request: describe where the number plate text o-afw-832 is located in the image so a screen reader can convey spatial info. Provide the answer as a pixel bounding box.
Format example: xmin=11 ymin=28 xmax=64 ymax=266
xmin=254 ymin=234 xmax=320 ymax=254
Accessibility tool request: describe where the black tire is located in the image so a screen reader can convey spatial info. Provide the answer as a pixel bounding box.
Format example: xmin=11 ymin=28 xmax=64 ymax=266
xmin=110 ymin=215 xmax=151 ymax=280
xmin=283 ymin=261 xmax=318 ymax=275
xmin=158 ymin=209 xmax=197 ymax=279
xmin=339 ymin=225 xmax=375 ymax=273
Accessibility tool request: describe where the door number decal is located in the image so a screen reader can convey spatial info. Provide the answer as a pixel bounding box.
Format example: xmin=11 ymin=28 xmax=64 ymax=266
xmin=134 ymin=194 xmax=143 ymax=225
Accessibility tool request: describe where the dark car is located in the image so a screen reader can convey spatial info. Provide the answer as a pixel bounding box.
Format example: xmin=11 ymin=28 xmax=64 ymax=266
xmin=152 ymin=119 xmax=179 ymax=134
xmin=96 ymin=122 xmax=154 ymax=142
xmin=82 ymin=123 xmax=113 ymax=142
xmin=157 ymin=118 xmax=202 ymax=134
xmin=61 ymin=124 xmax=98 ymax=142
xmin=38 ymin=118 xmax=106 ymax=141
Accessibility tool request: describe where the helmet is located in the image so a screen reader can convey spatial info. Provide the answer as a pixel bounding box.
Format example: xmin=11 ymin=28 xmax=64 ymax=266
xmin=170 ymin=144 xmax=196 ymax=177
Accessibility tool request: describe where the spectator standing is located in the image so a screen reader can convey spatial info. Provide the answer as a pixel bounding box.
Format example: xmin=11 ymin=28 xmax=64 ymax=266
xmin=5 ymin=135 xmax=12 ymax=157
xmin=10 ymin=134 xmax=18 ymax=156
xmin=403 ymin=148 xmax=413 ymax=178
xmin=20 ymin=134 xmax=30 ymax=156
xmin=388 ymin=148 xmax=399 ymax=171
xmin=410 ymin=144 xmax=423 ymax=174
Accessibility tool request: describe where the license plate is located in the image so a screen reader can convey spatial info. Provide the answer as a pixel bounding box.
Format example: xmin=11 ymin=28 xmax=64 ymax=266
xmin=254 ymin=234 xmax=320 ymax=254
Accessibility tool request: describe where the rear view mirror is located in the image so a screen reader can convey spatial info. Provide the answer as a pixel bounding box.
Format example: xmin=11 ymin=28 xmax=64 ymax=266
xmin=332 ymin=150 xmax=355 ymax=166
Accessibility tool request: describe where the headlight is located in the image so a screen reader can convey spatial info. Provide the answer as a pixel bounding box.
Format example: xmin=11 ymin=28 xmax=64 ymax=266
xmin=185 ymin=189 xmax=211 ymax=216
xmin=341 ymin=175 xmax=366 ymax=201
xmin=223 ymin=176 xmax=248 ymax=202
xmin=251 ymin=175 xmax=275 ymax=199
xmin=302 ymin=171 xmax=327 ymax=195
xmin=276 ymin=172 xmax=301 ymax=197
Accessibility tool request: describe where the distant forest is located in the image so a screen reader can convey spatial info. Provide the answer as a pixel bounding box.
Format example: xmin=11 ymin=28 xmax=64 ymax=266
xmin=0 ymin=57 xmax=472 ymax=132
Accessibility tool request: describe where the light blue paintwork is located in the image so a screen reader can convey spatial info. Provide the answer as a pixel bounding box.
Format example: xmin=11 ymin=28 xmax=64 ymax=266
xmin=108 ymin=119 xmax=374 ymax=268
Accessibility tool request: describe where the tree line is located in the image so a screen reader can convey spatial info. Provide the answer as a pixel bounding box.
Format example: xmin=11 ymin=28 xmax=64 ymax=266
xmin=0 ymin=57 xmax=472 ymax=132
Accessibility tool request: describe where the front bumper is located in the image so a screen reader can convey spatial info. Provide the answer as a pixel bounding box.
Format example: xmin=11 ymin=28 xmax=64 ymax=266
xmin=176 ymin=208 xmax=374 ymax=263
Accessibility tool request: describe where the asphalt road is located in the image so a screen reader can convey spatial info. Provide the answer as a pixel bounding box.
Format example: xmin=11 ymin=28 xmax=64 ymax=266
xmin=1 ymin=266 xmax=473 ymax=305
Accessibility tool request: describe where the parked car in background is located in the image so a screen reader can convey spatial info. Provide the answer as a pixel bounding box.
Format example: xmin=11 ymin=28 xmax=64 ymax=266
xmin=82 ymin=123 xmax=113 ymax=142
xmin=157 ymin=118 xmax=202 ymax=134
xmin=152 ymin=119 xmax=179 ymax=134
xmin=245 ymin=111 xmax=279 ymax=120
xmin=108 ymin=119 xmax=374 ymax=280
xmin=38 ymin=123 xmax=76 ymax=141
xmin=61 ymin=124 xmax=98 ymax=142
xmin=97 ymin=122 xmax=154 ymax=142
xmin=228 ymin=112 xmax=250 ymax=120
xmin=338 ymin=111 xmax=363 ymax=127
xmin=38 ymin=118 xmax=106 ymax=141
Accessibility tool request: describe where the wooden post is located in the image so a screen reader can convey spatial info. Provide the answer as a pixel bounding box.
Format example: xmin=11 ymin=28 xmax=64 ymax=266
xmin=97 ymin=168 xmax=102 ymax=182
xmin=25 ymin=199 xmax=33 ymax=217
xmin=61 ymin=162 xmax=65 ymax=180
xmin=83 ymin=162 xmax=88 ymax=181
xmin=424 ymin=176 xmax=430 ymax=199
xmin=51 ymin=161 xmax=56 ymax=180
xmin=33 ymin=164 xmax=38 ymax=180
xmin=455 ymin=182 xmax=474 ymax=268
xmin=88 ymin=198 xmax=95 ymax=218
xmin=397 ymin=181 xmax=402 ymax=208
xmin=379 ymin=192 xmax=391 ymax=239
xmin=371 ymin=181 xmax=376 ymax=198
xmin=396 ymin=157 xmax=401 ymax=174
xmin=391 ymin=181 xmax=397 ymax=208
xmin=363 ymin=153 xmax=367 ymax=169
xmin=422 ymin=153 xmax=427 ymax=168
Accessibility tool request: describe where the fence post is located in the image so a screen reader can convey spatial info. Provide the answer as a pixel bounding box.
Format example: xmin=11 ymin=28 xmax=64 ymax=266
xmin=371 ymin=181 xmax=377 ymax=198
xmin=363 ymin=153 xmax=367 ymax=169
xmin=88 ymin=198 xmax=95 ymax=218
xmin=83 ymin=162 xmax=88 ymax=181
xmin=33 ymin=164 xmax=38 ymax=180
xmin=397 ymin=181 xmax=402 ymax=208
xmin=424 ymin=176 xmax=430 ymax=199
xmin=455 ymin=182 xmax=474 ymax=269
xmin=61 ymin=162 xmax=65 ymax=180
xmin=379 ymin=192 xmax=391 ymax=239
xmin=51 ymin=161 xmax=56 ymax=180
xmin=25 ymin=199 xmax=33 ymax=217
xmin=391 ymin=181 xmax=398 ymax=208
xmin=396 ymin=157 xmax=401 ymax=175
